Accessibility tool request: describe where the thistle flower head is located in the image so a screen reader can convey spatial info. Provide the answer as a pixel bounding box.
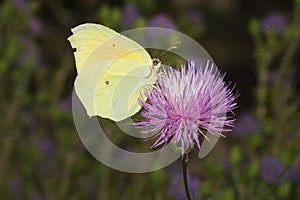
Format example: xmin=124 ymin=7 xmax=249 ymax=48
xmin=137 ymin=60 xmax=238 ymax=155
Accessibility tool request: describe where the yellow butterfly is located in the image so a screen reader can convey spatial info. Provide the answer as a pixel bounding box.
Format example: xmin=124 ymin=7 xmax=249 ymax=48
xmin=68 ymin=23 xmax=161 ymax=122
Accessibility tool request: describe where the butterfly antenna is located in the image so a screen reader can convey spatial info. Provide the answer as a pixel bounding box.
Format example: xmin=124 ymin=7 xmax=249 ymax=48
xmin=157 ymin=41 xmax=181 ymax=59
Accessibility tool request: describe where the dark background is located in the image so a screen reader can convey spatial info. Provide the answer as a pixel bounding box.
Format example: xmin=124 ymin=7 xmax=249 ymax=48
xmin=0 ymin=0 xmax=299 ymax=199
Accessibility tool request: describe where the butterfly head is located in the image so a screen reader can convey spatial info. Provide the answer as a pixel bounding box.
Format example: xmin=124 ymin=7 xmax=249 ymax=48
xmin=152 ymin=58 xmax=161 ymax=70
xmin=145 ymin=58 xmax=161 ymax=80
xmin=152 ymin=58 xmax=162 ymax=77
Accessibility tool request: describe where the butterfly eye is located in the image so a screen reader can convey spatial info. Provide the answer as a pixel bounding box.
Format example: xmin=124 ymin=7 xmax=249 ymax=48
xmin=105 ymin=80 xmax=110 ymax=85
xmin=152 ymin=59 xmax=160 ymax=66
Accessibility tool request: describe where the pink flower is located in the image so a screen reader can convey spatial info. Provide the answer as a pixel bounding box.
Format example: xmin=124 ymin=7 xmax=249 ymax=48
xmin=136 ymin=60 xmax=238 ymax=155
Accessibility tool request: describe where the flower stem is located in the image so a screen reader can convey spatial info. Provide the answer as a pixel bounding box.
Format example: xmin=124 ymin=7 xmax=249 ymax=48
xmin=182 ymin=154 xmax=192 ymax=200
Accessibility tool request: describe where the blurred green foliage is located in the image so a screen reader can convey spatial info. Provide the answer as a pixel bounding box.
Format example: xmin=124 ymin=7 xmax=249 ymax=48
xmin=0 ymin=0 xmax=299 ymax=199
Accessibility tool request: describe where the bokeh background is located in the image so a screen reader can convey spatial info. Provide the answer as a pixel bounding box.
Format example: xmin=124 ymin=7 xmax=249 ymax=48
xmin=1 ymin=0 xmax=299 ymax=199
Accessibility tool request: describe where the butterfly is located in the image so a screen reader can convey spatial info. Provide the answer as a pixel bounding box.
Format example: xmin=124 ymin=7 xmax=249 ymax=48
xmin=68 ymin=23 xmax=161 ymax=122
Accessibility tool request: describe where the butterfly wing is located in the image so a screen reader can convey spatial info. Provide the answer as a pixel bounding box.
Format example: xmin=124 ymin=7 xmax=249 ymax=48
xmin=68 ymin=23 xmax=152 ymax=71
xmin=75 ymin=59 xmax=157 ymax=122
xmin=69 ymin=23 xmax=157 ymax=121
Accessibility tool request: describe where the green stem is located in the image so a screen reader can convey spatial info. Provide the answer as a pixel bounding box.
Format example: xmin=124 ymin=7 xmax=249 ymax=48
xmin=256 ymin=51 xmax=272 ymax=121
xmin=182 ymin=154 xmax=192 ymax=200
xmin=271 ymin=0 xmax=300 ymax=148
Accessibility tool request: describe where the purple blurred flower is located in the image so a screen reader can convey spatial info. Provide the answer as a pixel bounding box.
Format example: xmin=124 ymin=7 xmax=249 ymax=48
xmin=261 ymin=13 xmax=287 ymax=34
xmin=59 ymin=95 xmax=72 ymax=113
xmin=169 ymin=172 xmax=200 ymax=200
xmin=267 ymin=70 xmax=278 ymax=85
xmin=30 ymin=16 xmax=42 ymax=35
xmin=18 ymin=37 xmax=36 ymax=65
xmin=122 ymin=5 xmax=139 ymax=28
xmin=38 ymin=137 xmax=56 ymax=158
xmin=260 ymin=156 xmax=284 ymax=184
xmin=147 ymin=14 xmax=176 ymax=29
xmin=137 ymin=60 xmax=237 ymax=155
xmin=188 ymin=11 xmax=204 ymax=28
xmin=13 ymin=0 xmax=28 ymax=10
xmin=222 ymin=154 xmax=232 ymax=171
xmin=287 ymin=165 xmax=298 ymax=183
xmin=9 ymin=177 xmax=23 ymax=195
xmin=37 ymin=138 xmax=57 ymax=175
xmin=233 ymin=113 xmax=260 ymax=136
